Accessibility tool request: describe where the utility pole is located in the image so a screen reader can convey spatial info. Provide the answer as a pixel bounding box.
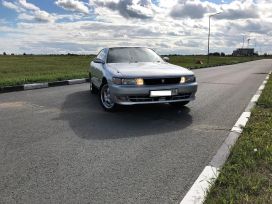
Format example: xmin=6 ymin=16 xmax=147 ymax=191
xmin=207 ymin=12 xmax=221 ymax=65
xmin=247 ymin=39 xmax=251 ymax=47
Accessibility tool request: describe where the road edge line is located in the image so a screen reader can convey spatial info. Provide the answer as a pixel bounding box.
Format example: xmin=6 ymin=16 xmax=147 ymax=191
xmin=180 ymin=71 xmax=271 ymax=204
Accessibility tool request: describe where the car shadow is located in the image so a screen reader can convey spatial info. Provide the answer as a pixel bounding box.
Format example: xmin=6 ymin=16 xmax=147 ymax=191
xmin=57 ymin=90 xmax=193 ymax=140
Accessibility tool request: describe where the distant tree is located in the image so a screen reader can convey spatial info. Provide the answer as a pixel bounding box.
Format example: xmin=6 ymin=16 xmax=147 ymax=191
xmin=3 ymin=52 xmax=7 ymax=55
xmin=67 ymin=53 xmax=78 ymax=56
xmin=220 ymin=52 xmax=225 ymax=56
xmin=23 ymin=53 xmax=26 ymax=55
xmin=11 ymin=53 xmax=15 ymax=55
xmin=210 ymin=52 xmax=220 ymax=56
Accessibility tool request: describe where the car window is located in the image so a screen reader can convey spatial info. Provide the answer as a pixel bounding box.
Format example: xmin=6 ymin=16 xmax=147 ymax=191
xmin=97 ymin=49 xmax=106 ymax=60
xmin=107 ymin=47 xmax=163 ymax=63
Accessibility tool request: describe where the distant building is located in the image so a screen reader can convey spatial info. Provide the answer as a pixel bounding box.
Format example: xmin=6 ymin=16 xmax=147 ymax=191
xmin=232 ymin=48 xmax=255 ymax=56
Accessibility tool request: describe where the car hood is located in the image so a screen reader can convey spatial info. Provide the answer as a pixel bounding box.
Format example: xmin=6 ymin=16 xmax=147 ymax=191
xmin=106 ymin=62 xmax=193 ymax=78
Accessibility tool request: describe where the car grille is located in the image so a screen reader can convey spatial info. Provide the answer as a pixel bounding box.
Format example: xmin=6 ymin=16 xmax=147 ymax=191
xmin=144 ymin=77 xmax=180 ymax=85
xmin=128 ymin=93 xmax=191 ymax=103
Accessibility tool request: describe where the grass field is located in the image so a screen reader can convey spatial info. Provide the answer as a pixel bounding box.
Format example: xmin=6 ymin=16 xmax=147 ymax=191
xmin=205 ymin=75 xmax=272 ymax=203
xmin=0 ymin=55 xmax=268 ymax=87
xmin=0 ymin=55 xmax=94 ymax=87
xmin=169 ymin=55 xmax=262 ymax=68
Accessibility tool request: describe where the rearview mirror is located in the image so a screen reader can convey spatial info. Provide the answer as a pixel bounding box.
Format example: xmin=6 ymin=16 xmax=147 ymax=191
xmin=163 ymin=57 xmax=170 ymax=62
xmin=93 ymin=58 xmax=105 ymax=64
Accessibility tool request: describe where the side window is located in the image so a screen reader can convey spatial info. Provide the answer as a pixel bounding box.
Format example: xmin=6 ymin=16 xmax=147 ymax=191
xmin=97 ymin=49 xmax=106 ymax=60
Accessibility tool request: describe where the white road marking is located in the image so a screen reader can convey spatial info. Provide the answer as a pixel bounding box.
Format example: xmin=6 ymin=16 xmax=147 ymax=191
xmin=180 ymin=166 xmax=219 ymax=204
xmin=231 ymin=112 xmax=251 ymax=134
xmin=258 ymin=84 xmax=265 ymax=91
xmin=250 ymin=94 xmax=261 ymax=103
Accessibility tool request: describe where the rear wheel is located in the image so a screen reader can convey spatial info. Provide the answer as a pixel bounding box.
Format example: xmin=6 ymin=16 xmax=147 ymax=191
xmin=170 ymin=101 xmax=190 ymax=108
xmin=99 ymin=83 xmax=117 ymax=112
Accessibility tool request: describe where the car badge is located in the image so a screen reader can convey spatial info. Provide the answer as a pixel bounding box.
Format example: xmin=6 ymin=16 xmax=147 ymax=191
xmin=161 ymin=79 xmax=165 ymax=83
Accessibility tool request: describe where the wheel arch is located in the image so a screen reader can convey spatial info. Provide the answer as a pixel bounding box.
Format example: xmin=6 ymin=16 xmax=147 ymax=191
xmin=101 ymin=77 xmax=107 ymax=87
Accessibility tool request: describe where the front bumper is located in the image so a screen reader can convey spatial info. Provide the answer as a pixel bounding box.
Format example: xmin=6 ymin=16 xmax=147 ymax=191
xmin=109 ymin=82 xmax=198 ymax=105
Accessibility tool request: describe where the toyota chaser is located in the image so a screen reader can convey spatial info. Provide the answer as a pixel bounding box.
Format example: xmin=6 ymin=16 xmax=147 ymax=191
xmin=89 ymin=47 xmax=198 ymax=111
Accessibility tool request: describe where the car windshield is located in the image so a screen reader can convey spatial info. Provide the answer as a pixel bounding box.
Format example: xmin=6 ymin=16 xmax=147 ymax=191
xmin=107 ymin=47 xmax=163 ymax=63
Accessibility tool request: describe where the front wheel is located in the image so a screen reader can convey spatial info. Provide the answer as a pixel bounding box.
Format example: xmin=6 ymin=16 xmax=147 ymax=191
xmin=169 ymin=101 xmax=190 ymax=108
xmin=90 ymin=82 xmax=99 ymax=94
xmin=89 ymin=75 xmax=99 ymax=94
xmin=100 ymin=83 xmax=117 ymax=112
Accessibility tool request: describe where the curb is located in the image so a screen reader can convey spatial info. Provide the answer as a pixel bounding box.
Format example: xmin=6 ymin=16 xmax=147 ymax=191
xmin=180 ymin=71 xmax=272 ymax=204
xmin=0 ymin=78 xmax=89 ymax=94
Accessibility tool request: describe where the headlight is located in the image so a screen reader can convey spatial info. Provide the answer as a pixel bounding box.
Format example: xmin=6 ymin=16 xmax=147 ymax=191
xmin=186 ymin=75 xmax=196 ymax=83
xmin=112 ymin=77 xmax=144 ymax=86
xmin=180 ymin=75 xmax=196 ymax=84
xmin=180 ymin=77 xmax=186 ymax=84
xmin=136 ymin=78 xmax=144 ymax=86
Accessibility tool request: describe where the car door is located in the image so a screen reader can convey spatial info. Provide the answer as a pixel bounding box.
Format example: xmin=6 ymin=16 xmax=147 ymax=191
xmin=91 ymin=49 xmax=107 ymax=88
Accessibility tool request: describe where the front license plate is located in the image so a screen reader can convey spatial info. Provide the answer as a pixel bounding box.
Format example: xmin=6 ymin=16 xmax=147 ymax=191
xmin=150 ymin=90 xmax=172 ymax=97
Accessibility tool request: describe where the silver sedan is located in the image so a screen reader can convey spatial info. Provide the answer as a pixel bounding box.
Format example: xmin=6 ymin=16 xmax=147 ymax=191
xmin=89 ymin=47 xmax=198 ymax=111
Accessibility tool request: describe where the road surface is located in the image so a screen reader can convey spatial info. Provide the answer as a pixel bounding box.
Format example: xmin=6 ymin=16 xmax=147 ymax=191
xmin=0 ymin=60 xmax=271 ymax=204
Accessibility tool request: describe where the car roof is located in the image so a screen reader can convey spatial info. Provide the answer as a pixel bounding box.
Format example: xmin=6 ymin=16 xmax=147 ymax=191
xmin=107 ymin=46 xmax=151 ymax=49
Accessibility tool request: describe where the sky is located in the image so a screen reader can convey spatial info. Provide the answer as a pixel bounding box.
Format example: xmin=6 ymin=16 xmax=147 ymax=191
xmin=0 ymin=0 xmax=271 ymax=55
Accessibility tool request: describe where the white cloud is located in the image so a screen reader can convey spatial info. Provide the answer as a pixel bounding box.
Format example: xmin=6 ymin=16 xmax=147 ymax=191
xmin=91 ymin=0 xmax=156 ymax=19
xmin=18 ymin=0 xmax=40 ymax=11
xmin=56 ymin=0 xmax=89 ymax=14
xmin=170 ymin=0 xmax=216 ymax=19
xmin=1 ymin=0 xmax=272 ymax=55
xmin=215 ymin=0 xmax=259 ymax=20
xmin=34 ymin=10 xmax=56 ymax=22
xmin=17 ymin=13 xmax=34 ymax=21
xmin=126 ymin=1 xmax=154 ymax=18
xmin=2 ymin=0 xmax=22 ymax=12
xmin=2 ymin=0 xmax=56 ymax=23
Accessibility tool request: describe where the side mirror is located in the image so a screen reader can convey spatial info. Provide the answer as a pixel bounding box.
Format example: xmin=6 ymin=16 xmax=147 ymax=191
xmin=163 ymin=56 xmax=170 ymax=62
xmin=93 ymin=58 xmax=105 ymax=64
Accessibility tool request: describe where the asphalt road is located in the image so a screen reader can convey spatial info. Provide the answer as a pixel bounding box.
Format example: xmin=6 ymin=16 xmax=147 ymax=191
xmin=0 ymin=60 xmax=271 ymax=204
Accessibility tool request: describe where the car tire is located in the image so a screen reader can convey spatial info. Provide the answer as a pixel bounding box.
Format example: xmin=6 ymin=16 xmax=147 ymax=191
xmin=170 ymin=101 xmax=190 ymax=108
xmin=99 ymin=83 xmax=117 ymax=112
xmin=90 ymin=82 xmax=99 ymax=94
xmin=90 ymin=76 xmax=99 ymax=94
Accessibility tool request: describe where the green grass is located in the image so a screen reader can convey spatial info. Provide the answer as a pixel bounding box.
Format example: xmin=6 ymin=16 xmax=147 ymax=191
xmin=205 ymin=75 xmax=272 ymax=203
xmin=0 ymin=55 xmax=94 ymax=87
xmin=0 ymin=55 xmax=270 ymax=87
xmin=168 ymin=55 xmax=263 ymax=68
